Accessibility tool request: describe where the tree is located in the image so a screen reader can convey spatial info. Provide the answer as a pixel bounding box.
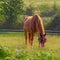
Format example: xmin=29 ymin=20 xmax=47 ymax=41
xmin=25 ymin=3 xmax=35 ymax=16
xmin=0 ymin=1 xmax=4 ymax=15
xmin=3 ymin=0 xmax=24 ymax=29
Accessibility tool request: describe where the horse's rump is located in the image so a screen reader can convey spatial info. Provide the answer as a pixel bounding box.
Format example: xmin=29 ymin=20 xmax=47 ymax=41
xmin=24 ymin=16 xmax=32 ymax=33
xmin=24 ymin=16 xmax=36 ymax=33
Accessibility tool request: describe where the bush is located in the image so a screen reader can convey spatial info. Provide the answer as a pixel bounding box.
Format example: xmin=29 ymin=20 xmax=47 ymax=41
xmin=46 ymin=14 xmax=60 ymax=30
xmin=0 ymin=45 xmax=11 ymax=59
xmin=38 ymin=4 xmax=51 ymax=16
xmin=0 ymin=45 xmax=60 ymax=60
xmin=25 ymin=3 xmax=35 ymax=16
xmin=15 ymin=51 xmax=28 ymax=60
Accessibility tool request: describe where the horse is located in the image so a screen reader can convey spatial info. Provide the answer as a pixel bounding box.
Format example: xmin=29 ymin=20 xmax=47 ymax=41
xmin=23 ymin=14 xmax=46 ymax=47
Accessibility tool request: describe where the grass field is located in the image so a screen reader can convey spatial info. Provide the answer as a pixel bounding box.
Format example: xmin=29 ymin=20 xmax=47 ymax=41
xmin=0 ymin=32 xmax=60 ymax=60
xmin=23 ymin=0 xmax=60 ymax=7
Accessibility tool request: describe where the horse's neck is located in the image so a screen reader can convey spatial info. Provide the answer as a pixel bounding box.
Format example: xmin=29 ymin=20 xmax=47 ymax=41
xmin=39 ymin=18 xmax=45 ymax=35
xmin=35 ymin=16 xmax=45 ymax=35
xmin=31 ymin=14 xmax=45 ymax=35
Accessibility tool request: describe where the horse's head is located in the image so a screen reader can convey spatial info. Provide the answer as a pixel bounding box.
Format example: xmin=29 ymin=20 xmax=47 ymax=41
xmin=40 ymin=33 xmax=46 ymax=47
xmin=38 ymin=33 xmax=46 ymax=47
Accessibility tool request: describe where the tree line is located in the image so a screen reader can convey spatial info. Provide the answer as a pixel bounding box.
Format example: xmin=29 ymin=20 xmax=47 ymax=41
xmin=0 ymin=0 xmax=60 ymax=30
xmin=0 ymin=0 xmax=24 ymax=29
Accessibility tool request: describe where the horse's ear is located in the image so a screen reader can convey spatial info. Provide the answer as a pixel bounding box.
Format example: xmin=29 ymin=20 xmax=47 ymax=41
xmin=44 ymin=33 xmax=46 ymax=36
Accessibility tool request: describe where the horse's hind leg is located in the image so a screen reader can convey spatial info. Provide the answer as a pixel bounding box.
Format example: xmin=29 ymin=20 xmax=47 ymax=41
xmin=28 ymin=33 xmax=30 ymax=45
xmin=31 ymin=33 xmax=34 ymax=46
xmin=29 ymin=33 xmax=34 ymax=46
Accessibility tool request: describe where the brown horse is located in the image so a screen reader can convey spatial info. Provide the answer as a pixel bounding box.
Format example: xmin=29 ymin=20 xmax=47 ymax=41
xmin=23 ymin=14 xmax=46 ymax=47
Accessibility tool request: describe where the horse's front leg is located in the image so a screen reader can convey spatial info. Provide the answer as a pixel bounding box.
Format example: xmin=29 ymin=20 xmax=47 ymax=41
xmin=28 ymin=33 xmax=33 ymax=46
xmin=30 ymin=33 xmax=34 ymax=46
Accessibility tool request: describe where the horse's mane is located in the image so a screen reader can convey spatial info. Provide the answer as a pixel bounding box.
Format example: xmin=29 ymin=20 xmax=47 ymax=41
xmin=32 ymin=14 xmax=45 ymax=35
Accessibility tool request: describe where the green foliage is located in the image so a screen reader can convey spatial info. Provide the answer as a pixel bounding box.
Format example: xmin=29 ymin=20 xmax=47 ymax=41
xmin=25 ymin=3 xmax=35 ymax=16
xmin=38 ymin=4 xmax=52 ymax=16
xmin=0 ymin=45 xmax=10 ymax=59
xmin=0 ymin=0 xmax=60 ymax=30
xmin=2 ymin=0 xmax=24 ymax=29
xmin=15 ymin=51 xmax=28 ymax=60
xmin=42 ymin=17 xmax=53 ymax=28
xmin=53 ymin=0 xmax=57 ymax=12
xmin=0 ymin=2 xmax=4 ymax=15
xmin=56 ymin=5 xmax=60 ymax=14
xmin=46 ymin=14 xmax=60 ymax=30
xmin=0 ymin=45 xmax=60 ymax=60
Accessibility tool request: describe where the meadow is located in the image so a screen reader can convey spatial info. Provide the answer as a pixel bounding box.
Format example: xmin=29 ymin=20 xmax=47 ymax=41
xmin=0 ymin=0 xmax=60 ymax=60
xmin=23 ymin=0 xmax=60 ymax=7
xmin=0 ymin=32 xmax=60 ymax=60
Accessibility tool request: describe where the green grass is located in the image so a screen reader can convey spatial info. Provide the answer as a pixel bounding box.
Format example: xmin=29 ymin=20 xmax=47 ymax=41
xmin=23 ymin=0 xmax=60 ymax=7
xmin=0 ymin=32 xmax=60 ymax=60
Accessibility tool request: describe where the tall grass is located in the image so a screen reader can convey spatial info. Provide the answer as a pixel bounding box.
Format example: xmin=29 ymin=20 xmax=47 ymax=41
xmin=0 ymin=32 xmax=60 ymax=60
xmin=0 ymin=45 xmax=60 ymax=60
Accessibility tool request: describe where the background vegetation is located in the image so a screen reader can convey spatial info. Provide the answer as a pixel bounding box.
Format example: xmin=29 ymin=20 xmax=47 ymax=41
xmin=0 ymin=0 xmax=60 ymax=30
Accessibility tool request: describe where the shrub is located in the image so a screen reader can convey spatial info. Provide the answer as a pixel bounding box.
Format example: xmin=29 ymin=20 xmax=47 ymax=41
xmin=15 ymin=50 xmax=28 ymax=60
xmin=46 ymin=14 xmax=60 ymax=30
xmin=25 ymin=3 xmax=35 ymax=16
xmin=0 ymin=45 xmax=11 ymax=59
xmin=38 ymin=4 xmax=51 ymax=16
